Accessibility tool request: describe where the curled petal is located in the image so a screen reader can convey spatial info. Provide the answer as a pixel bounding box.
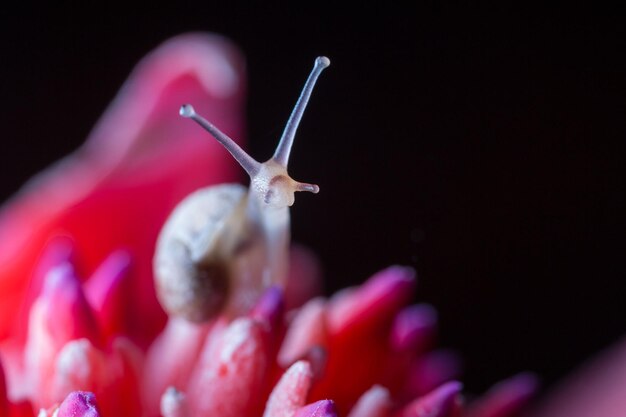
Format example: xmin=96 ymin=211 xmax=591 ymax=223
xmin=0 ymin=357 xmax=7 ymax=416
xmin=13 ymin=237 xmax=76 ymax=345
xmin=57 ymin=391 xmax=101 ymax=417
xmin=188 ymin=318 xmax=269 ymax=417
xmin=24 ymin=266 xmax=101 ymax=405
xmin=142 ymin=317 xmax=212 ymax=416
xmin=347 ymin=385 xmax=392 ymax=417
xmin=50 ymin=339 xmax=107 ymax=405
xmin=37 ymin=263 xmax=102 ymax=348
xmin=328 ymin=266 xmax=416 ymax=335
xmin=398 ymin=381 xmax=463 ymax=417
xmin=390 ymin=304 xmax=437 ymax=353
xmin=312 ymin=267 xmax=416 ymax=412
xmin=466 ymin=373 xmax=538 ymax=417
xmin=161 ymin=387 xmax=189 ymax=417
xmin=107 ymin=337 xmax=143 ymax=417
xmin=251 ymin=286 xmax=285 ymax=331
xmin=278 ymin=298 xmax=328 ymax=368
xmin=529 ymin=336 xmax=626 ymax=417
xmin=403 ymin=350 xmax=462 ymax=398
xmin=84 ymin=250 xmax=132 ymax=341
xmin=294 ymin=400 xmax=338 ymax=417
xmin=264 ymin=360 xmax=313 ymax=417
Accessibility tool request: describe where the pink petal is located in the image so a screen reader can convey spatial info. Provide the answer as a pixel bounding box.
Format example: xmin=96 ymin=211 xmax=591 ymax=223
xmin=381 ymin=305 xmax=438 ymax=395
xmin=397 ymin=381 xmax=463 ymax=417
xmin=106 ymin=337 xmax=143 ymax=417
xmin=294 ymin=400 xmax=338 ymax=417
xmin=42 ymin=263 xmax=101 ymax=347
xmin=251 ymin=286 xmax=285 ymax=331
xmin=466 ymin=373 xmax=538 ymax=417
xmin=0 ymin=33 xmax=246 ymax=343
xmin=278 ymin=298 xmax=328 ymax=368
xmin=264 ymin=360 xmax=313 ymax=417
xmin=390 ymin=304 xmax=437 ymax=353
xmin=312 ymin=267 xmax=415 ymax=412
xmin=347 ymin=385 xmax=392 ymax=417
xmin=57 ymin=391 xmax=101 ymax=417
xmin=24 ymin=265 xmax=102 ymax=405
xmin=142 ymin=317 xmax=212 ymax=416
xmin=161 ymin=387 xmax=189 ymax=417
xmin=49 ymin=339 xmax=107 ymax=405
xmin=187 ymin=318 xmax=269 ymax=417
xmin=529 ymin=336 xmax=626 ymax=417
xmin=13 ymin=237 xmax=76 ymax=346
xmin=84 ymin=250 xmax=132 ymax=342
xmin=327 ymin=266 xmax=416 ymax=335
xmin=0 ymin=357 xmax=7 ymax=416
xmin=403 ymin=350 xmax=462 ymax=398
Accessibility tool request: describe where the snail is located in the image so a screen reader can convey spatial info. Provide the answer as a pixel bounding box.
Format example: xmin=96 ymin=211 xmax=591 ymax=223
xmin=154 ymin=56 xmax=330 ymax=322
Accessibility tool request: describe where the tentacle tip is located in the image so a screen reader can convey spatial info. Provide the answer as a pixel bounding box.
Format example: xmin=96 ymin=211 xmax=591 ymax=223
xmin=316 ymin=56 xmax=331 ymax=68
xmin=179 ymin=104 xmax=195 ymax=118
xmin=297 ymin=183 xmax=320 ymax=194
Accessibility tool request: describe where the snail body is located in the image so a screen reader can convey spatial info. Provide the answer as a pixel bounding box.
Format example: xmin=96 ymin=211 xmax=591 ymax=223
xmin=154 ymin=57 xmax=330 ymax=322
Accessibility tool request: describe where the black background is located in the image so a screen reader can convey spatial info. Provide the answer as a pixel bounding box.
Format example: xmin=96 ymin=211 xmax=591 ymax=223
xmin=1 ymin=4 xmax=624 ymax=398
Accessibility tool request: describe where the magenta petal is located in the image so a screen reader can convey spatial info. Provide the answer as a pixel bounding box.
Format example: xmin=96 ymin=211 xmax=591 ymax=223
xmin=161 ymin=386 xmax=189 ymax=417
xmin=390 ymin=304 xmax=437 ymax=353
xmin=142 ymin=317 xmax=211 ymax=416
xmin=405 ymin=350 xmax=462 ymax=397
xmin=251 ymin=286 xmax=285 ymax=329
xmin=529 ymin=336 xmax=626 ymax=417
xmin=278 ymin=297 xmax=327 ymax=368
xmin=294 ymin=400 xmax=338 ymax=417
xmin=399 ymin=381 xmax=463 ymax=417
xmin=347 ymin=385 xmax=392 ymax=417
xmin=57 ymin=391 xmax=101 ymax=417
xmin=264 ymin=360 xmax=313 ymax=417
xmin=467 ymin=373 xmax=538 ymax=417
xmin=0 ymin=357 xmax=7 ymax=416
xmin=84 ymin=250 xmax=132 ymax=340
xmin=328 ymin=266 xmax=416 ymax=334
xmin=11 ymin=237 xmax=76 ymax=344
xmin=41 ymin=263 xmax=102 ymax=348
xmin=187 ymin=318 xmax=269 ymax=417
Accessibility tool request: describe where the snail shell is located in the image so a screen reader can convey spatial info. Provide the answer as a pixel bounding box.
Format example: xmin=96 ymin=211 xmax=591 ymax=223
xmin=154 ymin=184 xmax=246 ymax=321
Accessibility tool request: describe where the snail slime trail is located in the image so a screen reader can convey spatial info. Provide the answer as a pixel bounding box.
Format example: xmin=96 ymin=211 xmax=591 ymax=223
xmin=154 ymin=57 xmax=330 ymax=322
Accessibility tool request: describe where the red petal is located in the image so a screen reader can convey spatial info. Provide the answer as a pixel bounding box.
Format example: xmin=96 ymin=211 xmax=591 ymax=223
xmin=264 ymin=360 xmax=313 ymax=417
xmin=0 ymin=33 xmax=246 ymax=344
xmin=466 ymin=373 xmax=538 ymax=417
xmin=0 ymin=357 xmax=8 ymax=417
xmin=142 ymin=317 xmax=212 ymax=416
xmin=187 ymin=318 xmax=269 ymax=417
xmin=294 ymin=400 xmax=338 ymax=417
xmin=529 ymin=336 xmax=626 ymax=417
xmin=49 ymin=339 xmax=107 ymax=406
xmin=161 ymin=387 xmax=189 ymax=417
xmin=84 ymin=250 xmax=132 ymax=341
xmin=311 ymin=267 xmax=415 ymax=413
xmin=346 ymin=385 xmax=392 ymax=417
xmin=278 ymin=298 xmax=328 ymax=368
xmin=397 ymin=381 xmax=463 ymax=417
xmin=57 ymin=391 xmax=101 ymax=417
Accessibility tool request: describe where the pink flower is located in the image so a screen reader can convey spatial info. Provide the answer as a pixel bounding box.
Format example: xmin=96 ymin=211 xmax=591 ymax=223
xmin=0 ymin=33 xmax=540 ymax=417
